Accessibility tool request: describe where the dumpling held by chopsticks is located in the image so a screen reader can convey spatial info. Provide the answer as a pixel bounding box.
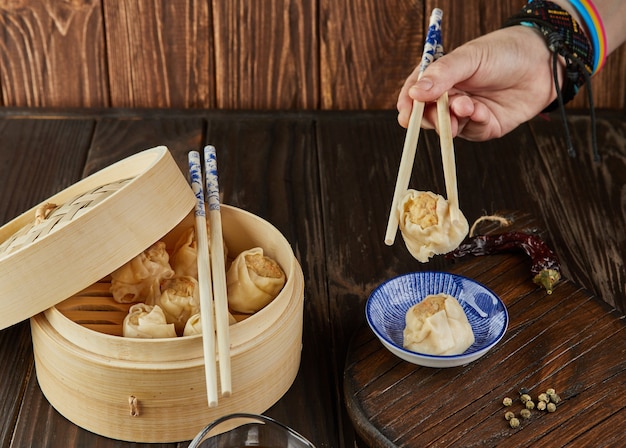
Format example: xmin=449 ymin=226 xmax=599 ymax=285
xmin=397 ymin=189 xmax=468 ymax=262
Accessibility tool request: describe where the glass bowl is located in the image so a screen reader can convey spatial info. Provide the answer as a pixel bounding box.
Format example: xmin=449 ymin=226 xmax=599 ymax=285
xmin=188 ymin=413 xmax=316 ymax=448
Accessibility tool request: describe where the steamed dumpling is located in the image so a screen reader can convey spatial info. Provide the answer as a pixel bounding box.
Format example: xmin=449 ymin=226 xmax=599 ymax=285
xmin=157 ymin=276 xmax=200 ymax=335
xmin=182 ymin=313 xmax=202 ymax=336
xmin=226 ymin=247 xmax=286 ymax=314
xmin=397 ymin=190 xmax=468 ymax=262
xmin=182 ymin=311 xmax=237 ymax=336
xmin=170 ymin=227 xmax=198 ymax=278
xmin=123 ymin=303 xmax=177 ymax=338
xmin=403 ymin=293 xmax=475 ymax=355
xmin=170 ymin=224 xmax=229 ymax=279
xmin=110 ymin=241 xmax=175 ymax=304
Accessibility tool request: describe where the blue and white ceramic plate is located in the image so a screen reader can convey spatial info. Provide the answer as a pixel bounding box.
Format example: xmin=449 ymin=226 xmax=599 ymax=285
xmin=366 ymin=271 xmax=508 ymax=368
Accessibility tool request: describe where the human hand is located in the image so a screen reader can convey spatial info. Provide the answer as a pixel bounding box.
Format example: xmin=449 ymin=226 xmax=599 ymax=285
xmin=397 ymin=26 xmax=562 ymax=141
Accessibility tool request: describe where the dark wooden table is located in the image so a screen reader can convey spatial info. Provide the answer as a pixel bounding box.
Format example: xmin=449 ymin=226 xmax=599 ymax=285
xmin=0 ymin=108 xmax=624 ymax=447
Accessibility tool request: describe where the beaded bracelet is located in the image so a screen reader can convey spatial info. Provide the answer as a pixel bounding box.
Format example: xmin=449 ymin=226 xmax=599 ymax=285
xmin=503 ymin=0 xmax=599 ymax=160
xmin=503 ymin=0 xmax=594 ymax=107
xmin=567 ymin=0 xmax=607 ymax=74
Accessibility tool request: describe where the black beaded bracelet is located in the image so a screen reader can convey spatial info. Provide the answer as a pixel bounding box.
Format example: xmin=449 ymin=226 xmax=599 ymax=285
xmin=503 ymin=0 xmax=593 ymax=109
xmin=503 ymin=0 xmax=598 ymax=160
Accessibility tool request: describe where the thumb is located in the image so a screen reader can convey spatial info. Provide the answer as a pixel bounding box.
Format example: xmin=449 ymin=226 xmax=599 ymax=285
xmin=409 ymin=47 xmax=480 ymax=102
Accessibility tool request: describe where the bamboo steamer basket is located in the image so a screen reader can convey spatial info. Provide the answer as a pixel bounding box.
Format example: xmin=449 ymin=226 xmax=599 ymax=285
xmin=0 ymin=147 xmax=304 ymax=443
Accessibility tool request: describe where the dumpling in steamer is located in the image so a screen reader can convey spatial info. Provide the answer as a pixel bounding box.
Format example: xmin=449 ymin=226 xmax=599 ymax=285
xmin=183 ymin=313 xmax=202 ymax=336
xmin=123 ymin=303 xmax=177 ymax=338
xmin=170 ymin=227 xmax=198 ymax=278
xmin=403 ymin=293 xmax=475 ymax=355
xmin=110 ymin=241 xmax=175 ymax=304
xmin=226 ymin=247 xmax=286 ymax=314
xmin=170 ymin=224 xmax=229 ymax=279
xmin=157 ymin=276 xmax=200 ymax=335
xmin=397 ymin=190 xmax=469 ymax=263
xmin=182 ymin=311 xmax=237 ymax=337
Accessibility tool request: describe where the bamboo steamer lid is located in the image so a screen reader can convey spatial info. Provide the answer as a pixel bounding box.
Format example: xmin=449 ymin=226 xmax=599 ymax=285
xmin=0 ymin=146 xmax=196 ymax=330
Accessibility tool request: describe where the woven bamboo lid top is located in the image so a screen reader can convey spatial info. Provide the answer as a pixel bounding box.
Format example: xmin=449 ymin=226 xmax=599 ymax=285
xmin=0 ymin=147 xmax=196 ymax=330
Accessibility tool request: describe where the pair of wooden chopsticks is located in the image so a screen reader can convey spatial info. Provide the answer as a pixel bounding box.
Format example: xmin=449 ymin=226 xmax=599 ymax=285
xmin=385 ymin=8 xmax=460 ymax=245
xmin=188 ymin=146 xmax=231 ymax=408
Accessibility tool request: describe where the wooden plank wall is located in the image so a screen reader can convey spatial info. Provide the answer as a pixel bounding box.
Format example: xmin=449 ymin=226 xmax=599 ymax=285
xmin=0 ymin=0 xmax=624 ymax=110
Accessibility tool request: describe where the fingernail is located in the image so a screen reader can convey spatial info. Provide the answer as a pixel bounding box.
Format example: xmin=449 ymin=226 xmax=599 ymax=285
xmin=415 ymin=77 xmax=433 ymax=91
xmin=397 ymin=111 xmax=408 ymax=128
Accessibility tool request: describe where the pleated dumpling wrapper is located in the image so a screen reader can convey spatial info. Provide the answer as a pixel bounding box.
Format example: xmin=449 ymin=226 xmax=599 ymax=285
xmin=110 ymin=241 xmax=175 ymax=304
xmin=183 ymin=313 xmax=202 ymax=336
xmin=156 ymin=276 xmax=200 ymax=335
xmin=403 ymin=293 xmax=475 ymax=356
xmin=182 ymin=312 xmax=237 ymax=337
xmin=397 ymin=190 xmax=468 ymax=262
xmin=170 ymin=224 xmax=229 ymax=279
xmin=226 ymin=247 xmax=286 ymax=314
xmin=123 ymin=303 xmax=177 ymax=338
xmin=170 ymin=227 xmax=198 ymax=278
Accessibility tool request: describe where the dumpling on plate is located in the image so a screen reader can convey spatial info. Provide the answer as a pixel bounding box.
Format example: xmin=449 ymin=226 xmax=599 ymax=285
xmin=123 ymin=303 xmax=177 ymax=338
xmin=403 ymin=293 xmax=475 ymax=355
xmin=397 ymin=190 xmax=468 ymax=262
xmin=226 ymin=247 xmax=286 ymax=314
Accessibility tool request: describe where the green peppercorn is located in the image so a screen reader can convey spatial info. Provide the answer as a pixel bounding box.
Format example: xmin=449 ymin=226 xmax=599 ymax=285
xmin=538 ymin=393 xmax=549 ymax=403
xmin=520 ymin=393 xmax=531 ymax=404
xmin=525 ymin=400 xmax=535 ymax=410
xmin=537 ymin=401 xmax=547 ymax=411
xmin=509 ymin=417 xmax=520 ymax=428
xmin=547 ymin=402 xmax=556 ymax=413
xmin=503 ymin=397 xmax=513 ymax=406
xmin=505 ymin=411 xmax=515 ymax=421
xmin=520 ymin=408 xmax=531 ymax=419
xmin=549 ymin=393 xmax=561 ymax=404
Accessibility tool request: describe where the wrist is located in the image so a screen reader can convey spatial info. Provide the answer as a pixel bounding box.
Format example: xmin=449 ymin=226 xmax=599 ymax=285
xmin=503 ymin=0 xmax=594 ymax=108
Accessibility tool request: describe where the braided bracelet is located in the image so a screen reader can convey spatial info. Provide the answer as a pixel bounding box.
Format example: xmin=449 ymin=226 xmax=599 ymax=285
xmin=503 ymin=0 xmax=594 ymax=108
xmin=503 ymin=0 xmax=599 ymax=160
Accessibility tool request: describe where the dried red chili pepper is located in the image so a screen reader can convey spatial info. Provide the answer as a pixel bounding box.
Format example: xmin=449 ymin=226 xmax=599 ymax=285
xmin=448 ymin=231 xmax=561 ymax=294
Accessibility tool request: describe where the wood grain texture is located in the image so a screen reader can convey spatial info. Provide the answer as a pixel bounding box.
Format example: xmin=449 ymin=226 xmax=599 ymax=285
xmin=0 ymin=322 xmax=33 ymax=447
xmin=0 ymin=109 xmax=624 ymax=448
xmin=83 ymin=113 xmax=206 ymax=175
xmin=103 ymin=0 xmax=213 ymax=108
xmin=524 ymin=113 xmax=626 ymax=312
xmin=344 ymin=213 xmax=626 ymax=448
xmin=570 ymin=42 xmax=626 ymax=110
xmin=319 ymin=0 xmax=423 ymax=109
xmin=212 ymin=0 xmax=318 ymax=109
xmin=0 ymin=116 xmax=94 ymax=222
xmin=0 ymin=0 xmax=107 ymax=107
xmin=0 ymin=0 xmax=625 ymax=110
